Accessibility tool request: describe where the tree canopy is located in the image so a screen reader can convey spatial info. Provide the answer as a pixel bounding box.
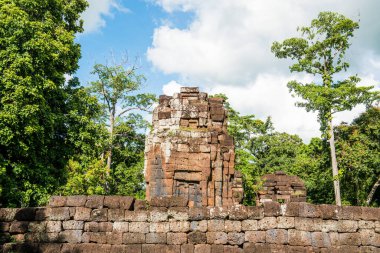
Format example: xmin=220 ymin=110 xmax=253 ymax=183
xmin=271 ymin=11 xmax=379 ymax=206
xmin=0 ymin=0 xmax=88 ymax=207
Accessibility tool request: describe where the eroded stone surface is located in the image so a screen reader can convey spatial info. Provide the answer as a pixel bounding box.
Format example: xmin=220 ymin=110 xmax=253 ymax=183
xmin=258 ymin=171 xmax=307 ymax=204
xmin=145 ymin=87 xmax=243 ymax=207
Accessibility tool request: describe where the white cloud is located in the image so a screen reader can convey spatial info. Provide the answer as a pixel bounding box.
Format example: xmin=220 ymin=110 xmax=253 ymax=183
xmin=162 ymin=80 xmax=182 ymax=95
xmin=81 ymin=0 xmax=129 ymax=34
xmin=149 ymin=0 xmax=380 ymax=141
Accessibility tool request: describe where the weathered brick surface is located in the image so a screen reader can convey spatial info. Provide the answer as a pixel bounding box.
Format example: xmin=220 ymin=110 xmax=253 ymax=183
xmin=145 ymin=88 xmax=243 ymax=208
xmin=1 ymin=202 xmax=379 ymax=252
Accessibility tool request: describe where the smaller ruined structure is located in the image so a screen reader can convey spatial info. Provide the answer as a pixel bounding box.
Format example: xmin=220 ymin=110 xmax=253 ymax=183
xmin=257 ymin=171 xmax=306 ymax=204
xmin=144 ymin=87 xmax=243 ymax=207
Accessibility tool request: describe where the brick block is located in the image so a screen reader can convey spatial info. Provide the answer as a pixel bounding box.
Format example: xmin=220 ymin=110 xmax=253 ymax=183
xmin=319 ymin=204 xmax=340 ymax=220
xmin=225 ymin=220 xmax=241 ymax=232
xmin=194 ymin=244 xmax=211 ymax=253
xmin=74 ymin=207 xmax=91 ymax=221
xmin=190 ymin=220 xmax=208 ymax=232
xmin=288 ymin=229 xmax=312 ymax=246
xmin=62 ymin=220 xmax=83 ymax=230
xmin=82 ymin=232 xmax=106 ymax=243
xmin=208 ymin=220 xmax=225 ymax=231
xmin=360 ymin=229 xmax=379 ymax=247
xmin=146 ymin=233 xmax=167 ymax=244
xmin=91 ymin=208 xmax=108 ymax=221
xmin=123 ymin=233 xmax=146 ymax=244
xmin=113 ymin=221 xmax=129 ymax=232
xmin=208 ymin=206 xmax=229 ymax=219
xmin=35 ymin=208 xmax=49 ymax=221
xmin=339 ymin=206 xmax=361 ymax=220
xmin=98 ymin=222 xmax=113 ymax=232
xmin=120 ymin=196 xmax=135 ymax=210
xmin=266 ymin=229 xmax=288 ymax=244
xmin=134 ymin=199 xmax=148 ymax=211
xmin=245 ymin=231 xmax=266 ymax=243
xmin=46 ymin=221 xmax=62 ymax=233
xmin=125 ymin=211 xmax=148 ymax=221
xmin=49 ymin=196 xmax=67 ymax=207
xmin=84 ymin=221 xmax=99 ymax=232
xmin=189 ymin=207 xmax=209 ymax=221
xmin=321 ymin=220 xmax=338 ymax=232
xmin=129 ymin=222 xmax=150 ymax=233
xmin=241 ymin=220 xmax=258 ymax=231
xmin=9 ymin=221 xmax=29 ymax=233
xmin=207 ymin=231 xmax=228 ymax=244
xmin=277 ymin=216 xmax=295 ymax=229
xmin=258 ymin=217 xmax=277 ymax=230
xmin=49 ymin=207 xmax=70 ymax=221
xmin=169 ymin=221 xmax=190 ymax=232
xmin=150 ymin=222 xmax=169 ymax=233
xmin=310 ymin=232 xmax=331 ymax=248
xmin=141 ymin=244 xmax=166 ymax=253
xmin=284 ymin=202 xmax=300 ymax=217
xmin=28 ymin=221 xmax=46 ymax=233
xmin=359 ymin=220 xmax=375 ymax=229
xmin=263 ymin=201 xmax=281 ymax=216
xmin=14 ymin=208 xmax=36 ymax=221
xmin=361 ymin=207 xmax=380 ymax=221
xmin=168 ymin=207 xmax=189 ymax=221
xmin=59 ymin=230 xmax=82 ymax=243
xmin=337 ymin=220 xmax=358 ymax=232
xmin=167 ymin=232 xmax=187 ymax=244
xmin=227 ymin=232 xmax=244 ymax=245
xmin=299 ymin=203 xmax=321 ymax=218
xmin=181 ymin=244 xmax=194 ymax=253
xmin=104 ymin=196 xmax=121 ymax=209
xmin=188 ymin=231 xmax=207 ymax=244
xmin=246 ymin=206 xmax=264 ymax=219
xmin=86 ymin=195 xmax=104 ymax=209
xmin=229 ymin=205 xmax=248 ymax=220
xmin=339 ymin=233 xmax=361 ymax=246
xmin=108 ymin=209 xmax=124 ymax=221
xmin=66 ymin=195 xmax=87 ymax=207
xmin=150 ymin=210 xmax=168 ymax=222
xmin=106 ymin=232 xmax=123 ymax=244
xmin=295 ymin=217 xmax=314 ymax=231
xmin=211 ymin=244 xmax=224 ymax=253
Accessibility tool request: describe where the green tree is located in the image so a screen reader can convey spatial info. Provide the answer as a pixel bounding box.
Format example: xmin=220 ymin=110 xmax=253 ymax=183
xmin=89 ymin=62 xmax=156 ymax=189
xmin=335 ymin=107 xmax=380 ymax=206
xmin=0 ymin=0 xmax=88 ymax=207
xmin=272 ymin=11 xmax=379 ymax=205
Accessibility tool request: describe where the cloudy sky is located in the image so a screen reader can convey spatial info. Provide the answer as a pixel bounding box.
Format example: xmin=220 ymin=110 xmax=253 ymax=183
xmin=76 ymin=0 xmax=380 ymax=142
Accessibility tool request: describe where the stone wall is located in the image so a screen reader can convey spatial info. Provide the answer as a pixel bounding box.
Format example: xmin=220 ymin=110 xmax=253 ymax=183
xmin=145 ymin=87 xmax=243 ymax=207
xmin=1 ymin=195 xmax=380 ymax=252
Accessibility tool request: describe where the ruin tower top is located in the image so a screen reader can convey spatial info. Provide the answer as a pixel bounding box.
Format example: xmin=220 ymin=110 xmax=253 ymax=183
xmin=144 ymin=87 xmax=243 ymax=207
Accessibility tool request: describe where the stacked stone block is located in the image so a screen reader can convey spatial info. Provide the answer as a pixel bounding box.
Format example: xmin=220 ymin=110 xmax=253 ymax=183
xmin=258 ymin=171 xmax=307 ymax=204
xmin=1 ymin=196 xmax=380 ymax=252
xmin=145 ymin=87 xmax=243 ymax=207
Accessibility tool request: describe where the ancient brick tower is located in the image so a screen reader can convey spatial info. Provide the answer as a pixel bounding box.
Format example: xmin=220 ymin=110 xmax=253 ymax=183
xmin=144 ymin=87 xmax=243 ymax=207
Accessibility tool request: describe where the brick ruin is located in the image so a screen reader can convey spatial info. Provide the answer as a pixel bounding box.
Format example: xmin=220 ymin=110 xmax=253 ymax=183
xmin=144 ymin=87 xmax=243 ymax=207
xmin=257 ymin=171 xmax=307 ymax=205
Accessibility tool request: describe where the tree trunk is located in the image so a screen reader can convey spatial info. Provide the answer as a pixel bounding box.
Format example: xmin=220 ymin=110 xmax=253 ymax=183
xmin=106 ymin=113 xmax=114 ymax=175
xmin=366 ymin=176 xmax=380 ymax=206
xmin=328 ymin=119 xmax=342 ymax=206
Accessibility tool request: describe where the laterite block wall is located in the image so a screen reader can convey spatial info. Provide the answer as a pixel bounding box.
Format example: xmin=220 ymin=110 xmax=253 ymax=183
xmin=1 ymin=195 xmax=379 ymax=253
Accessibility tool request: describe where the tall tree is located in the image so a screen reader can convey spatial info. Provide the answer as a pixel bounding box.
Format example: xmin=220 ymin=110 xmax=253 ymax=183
xmin=0 ymin=0 xmax=88 ymax=206
xmin=271 ymin=11 xmax=379 ymax=205
xmin=90 ymin=62 xmax=156 ymax=179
